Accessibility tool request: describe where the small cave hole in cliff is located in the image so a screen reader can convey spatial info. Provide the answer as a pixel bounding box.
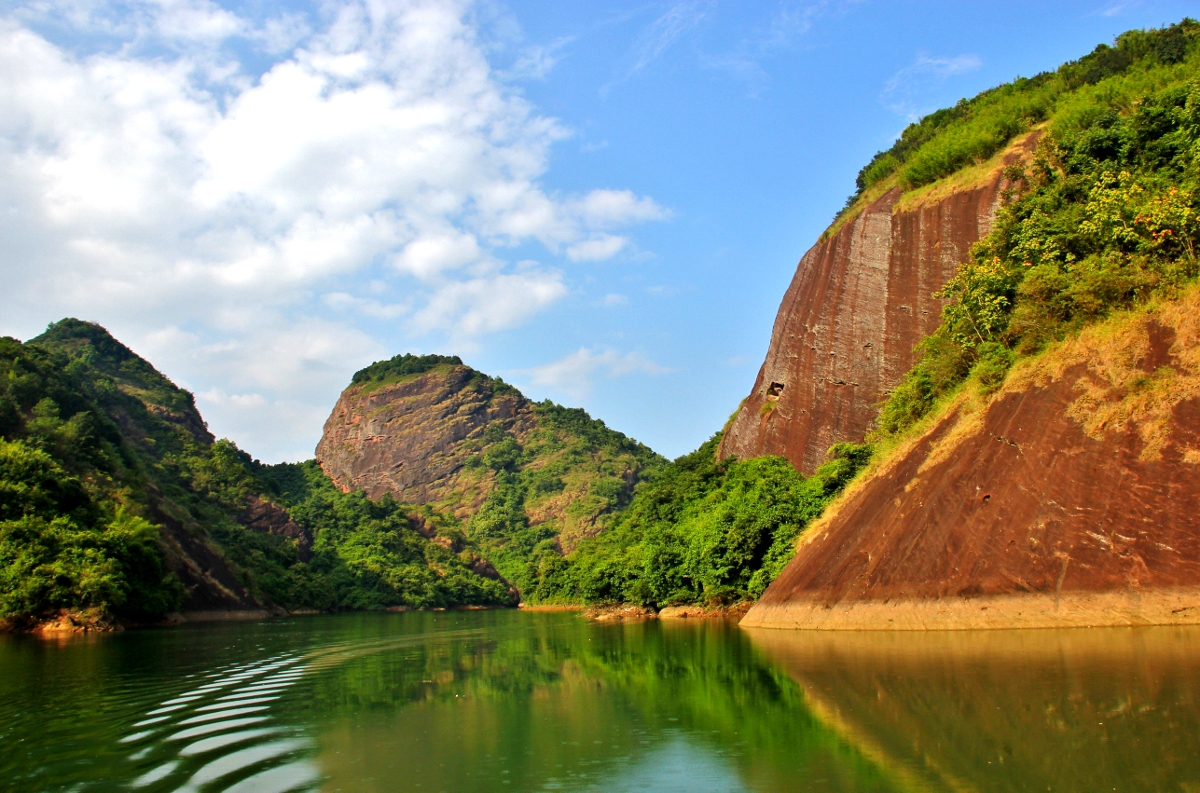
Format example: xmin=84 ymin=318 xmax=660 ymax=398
xmin=765 ymin=382 xmax=786 ymax=401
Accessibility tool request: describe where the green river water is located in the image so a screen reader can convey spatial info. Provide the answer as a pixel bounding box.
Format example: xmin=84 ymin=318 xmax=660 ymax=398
xmin=1 ymin=611 xmax=1199 ymax=792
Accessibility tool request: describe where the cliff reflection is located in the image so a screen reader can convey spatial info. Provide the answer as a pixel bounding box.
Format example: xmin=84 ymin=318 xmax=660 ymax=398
xmin=304 ymin=616 xmax=902 ymax=793
xmin=746 ymin=626 xmax=1200 ymax=793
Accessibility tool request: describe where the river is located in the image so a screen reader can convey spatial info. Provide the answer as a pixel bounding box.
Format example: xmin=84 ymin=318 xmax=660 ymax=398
xmin=1 ymin=611 xmax=1198 ymax=792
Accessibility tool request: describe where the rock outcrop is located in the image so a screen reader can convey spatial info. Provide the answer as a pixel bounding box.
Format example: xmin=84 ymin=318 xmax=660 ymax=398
xmin=720 ymin=133 xmax=1039 ymax=474
xmin=316 ymin=364 xmax=535 ymax=505
xmin=742 ymin=289 xmax=1200 ymax=629
xmin=315 ymin=357 xmax=663 ymax=567
xmin=239 ymin=496 xmax=313 ymax=562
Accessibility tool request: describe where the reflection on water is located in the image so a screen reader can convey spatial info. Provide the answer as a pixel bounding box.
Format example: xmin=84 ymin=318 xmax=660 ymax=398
xmin=746 ymin=626 xmax=1200 ymax=793
xmin=1 ymin=613 xmax=1199 ymax=792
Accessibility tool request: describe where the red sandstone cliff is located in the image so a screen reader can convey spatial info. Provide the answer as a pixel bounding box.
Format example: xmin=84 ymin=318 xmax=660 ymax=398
xmin=316 ymin=365 xmax=535 ymax=506
xmin=742 ymin=289 xmax=1200 ymax=629
xmin=720 ymin=134 xmax=1039 ymax=474
xmin=315 ymin=362 xmax=661 ymax=555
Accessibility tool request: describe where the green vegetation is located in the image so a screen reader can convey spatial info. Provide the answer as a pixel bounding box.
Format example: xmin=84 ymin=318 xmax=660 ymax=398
xmin=0 ymin=324 xmax=511 ymax=627
xmin=350 ymin=353 xmax=464 ymax=390
xmin=519 ymin=436 xmax=869 ymax=607
xmin=459 ymin=402 xmax=665 ymax=594
xmin=844 ymin=19 xmax=1198 ymax=211
xmin=0 ymin=328 xmax=195 ymax=625
xmin=0 ymin=438 xmax=181 ymax=624
xmin=875 ymin=25 xmax=1200 ymax=439
xmin=257 ymin=460 xmax=513 ymax=610
xmin=8 ymin=23 xmax=1196 ymax=625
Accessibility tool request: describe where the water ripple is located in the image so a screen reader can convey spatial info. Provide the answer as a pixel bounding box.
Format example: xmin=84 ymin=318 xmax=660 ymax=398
xmin=108 ymin=653 xmax=321 ymax=792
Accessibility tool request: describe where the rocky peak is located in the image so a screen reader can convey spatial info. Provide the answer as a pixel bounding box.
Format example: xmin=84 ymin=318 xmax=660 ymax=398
xmin=32 ymin=318 xmax=213 ymax=446
xmin=316 ymin=359 xmax=536 ymax=504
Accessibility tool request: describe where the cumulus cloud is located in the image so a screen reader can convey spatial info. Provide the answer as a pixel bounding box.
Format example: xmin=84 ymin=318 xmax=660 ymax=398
xmin=411 ymin=269 xmax=568 ymax=336
xmin=517 ymin=347 xmax=669 ymax=400
xmin=0 ymin=0 xmax=667 ymax=460
xmin=567 ymin=235 xmax=628 ymax=262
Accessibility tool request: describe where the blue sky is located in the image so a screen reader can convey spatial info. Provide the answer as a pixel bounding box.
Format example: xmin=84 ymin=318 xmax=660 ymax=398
xmin=2 ymin=0 xmax=1196 ymax=461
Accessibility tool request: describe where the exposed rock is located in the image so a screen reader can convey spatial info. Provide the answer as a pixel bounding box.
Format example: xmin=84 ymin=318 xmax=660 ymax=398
xmin=238 ymin=496 xmax=313 ymax=562
xmin=151 ymin=500 xmax=269 ymax=614
xmin=742 ymin=291 xmax=1200 ymax=629
xmin=583 ymin=604 xmax=658 ymax=622
xmin=314 ymin=360 xmax=660 ymax=573
xmin=0 ymin=608 xmax=124 ymax=634
xmin=316 ymin=365 xmax=535 ymax=504
xmin=720 ymin=133 xmax=1040 ymax=474
xmin=658 ymin=602 xmax=753 ymax=620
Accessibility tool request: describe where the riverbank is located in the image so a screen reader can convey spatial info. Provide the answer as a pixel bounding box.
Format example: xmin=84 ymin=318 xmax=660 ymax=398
xmin=741 ymin=588 xmax=1200 ymax=631
xmin=583 ymin=602 xmax=753 ymax=622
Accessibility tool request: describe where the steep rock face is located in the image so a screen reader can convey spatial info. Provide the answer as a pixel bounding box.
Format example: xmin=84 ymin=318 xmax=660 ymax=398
xmin=316 ymin=366 xmax=535 ymax=504
xmin=239 ymin=496 xmax=313 ymax=562
xmin=720 ymin=135 xmax=1038 ymax=474
xmin=742 ymin=292 xmax=1200 ymax=629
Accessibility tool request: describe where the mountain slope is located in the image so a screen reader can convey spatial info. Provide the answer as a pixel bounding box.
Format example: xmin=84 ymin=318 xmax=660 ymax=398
xmin=744 ymin=289 xmax=1200 ymax=629
xmin=316 ymin=355 xmax=665 ymax=593
xmin=744 ymin=20 xmax=1200 ymax=629
xmin=0 ymin=322 xmax=513 ymax=630
xmin=722 ymin=19 xmax=1199 ymax=475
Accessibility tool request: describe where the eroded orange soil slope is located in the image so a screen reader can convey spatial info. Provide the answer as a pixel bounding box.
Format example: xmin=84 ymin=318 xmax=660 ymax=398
xmin=743 ymin=289 xmax=1200 ymax=629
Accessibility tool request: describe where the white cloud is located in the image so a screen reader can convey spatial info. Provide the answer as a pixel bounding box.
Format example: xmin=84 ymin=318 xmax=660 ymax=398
xmin=567 ymin=235 xmax=628 ymax=262
xmin=411 ymin=268 xmax=567 ymax=337
xmin=393 ymin=231 xmax=485 ymax=279
xmin=323 ymin=292 xmax=410 ymax=319
xmin=629 ymin=1 xmax=712 ymax=75
xmin=568 ymin=189 xmax=671 ymax=227
xmin=600 ymin=293 xmax=629 ymax=307
xmin=518 ymin=346 xmax=669 ymax=400
xmin=0 ymin=0 xmax=667 ymax=460
xmin=505 ymin=36 xmax=575 ymax=81
xmin=882 ymin=52 xmax=983 ymax=119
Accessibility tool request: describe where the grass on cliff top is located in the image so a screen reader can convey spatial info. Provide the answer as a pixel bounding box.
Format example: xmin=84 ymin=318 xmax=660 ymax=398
xmin=826 ymin=20 xmax=1199 ymax=235
xmin=348 ymin=353 xmax=474 ymax=395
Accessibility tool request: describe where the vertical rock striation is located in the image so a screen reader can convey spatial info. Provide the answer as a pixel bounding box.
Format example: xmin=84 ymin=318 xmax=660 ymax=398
xmin=741 ymin=294 xmax=1200 ymax=629
xmin=720 ymin=136 xmax=1037 ymax=473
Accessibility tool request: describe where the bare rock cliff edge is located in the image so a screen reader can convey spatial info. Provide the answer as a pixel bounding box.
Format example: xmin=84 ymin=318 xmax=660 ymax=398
xmin=720 ymin=134 xmax=1039 ymax=474
xmin=742 ymin=288 xmax=1200 ymax=630
xmin=316 ymin=365 xmax=533 ymax=506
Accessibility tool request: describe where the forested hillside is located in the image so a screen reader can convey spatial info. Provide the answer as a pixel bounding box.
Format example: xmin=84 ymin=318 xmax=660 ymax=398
xmin=0 ymin=322 xmax=512 ymax=630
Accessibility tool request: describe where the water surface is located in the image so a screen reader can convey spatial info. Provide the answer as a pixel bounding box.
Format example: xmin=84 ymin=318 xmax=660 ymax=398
xmin=1 ymin=611 xmax=1198 ymax=792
